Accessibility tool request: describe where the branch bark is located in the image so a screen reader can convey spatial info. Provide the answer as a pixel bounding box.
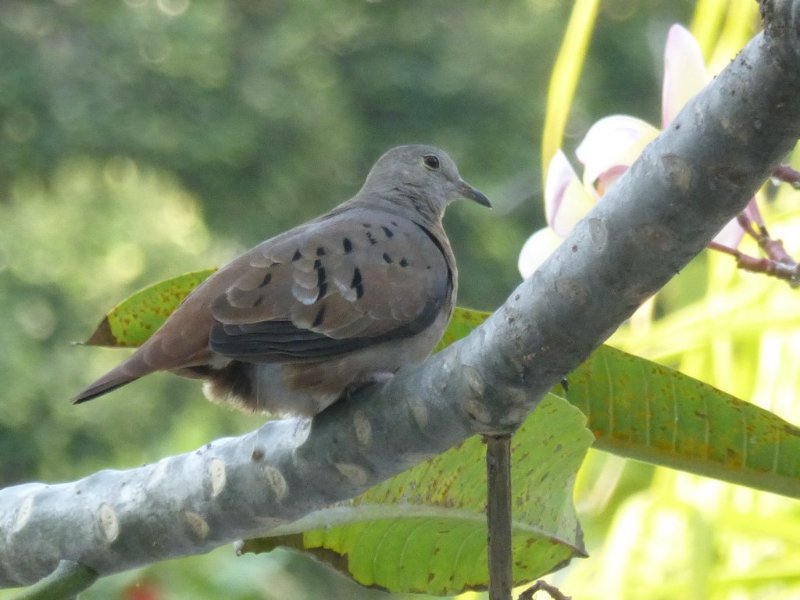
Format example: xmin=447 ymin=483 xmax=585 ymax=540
xmin=2 ymin=0 xmax=800 ymax=588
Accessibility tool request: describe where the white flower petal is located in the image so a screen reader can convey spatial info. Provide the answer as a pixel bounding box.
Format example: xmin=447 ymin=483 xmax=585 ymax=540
xmin=712 ymin=218 xmax=745 ymax=249
xmin=576 ymin=115 xmax=659 ymax=190
xmin=662 ymin=24 xmax=707 ymax=126
xmin=545 ymin=150 xmax=576 ymax=228
xmin=743 ymin=198 xmax=764 ymax=227
xmin=518 ymin=228 xmax=562 ymax=279
xmin=545 ymin=151 xmax=597 ymax=236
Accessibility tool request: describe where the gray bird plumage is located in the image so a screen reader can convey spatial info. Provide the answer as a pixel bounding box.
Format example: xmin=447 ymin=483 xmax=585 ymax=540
xmin=73 ymin=145 xmax=490 ymax=416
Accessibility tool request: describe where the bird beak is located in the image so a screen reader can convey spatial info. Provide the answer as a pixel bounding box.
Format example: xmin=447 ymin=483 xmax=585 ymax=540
xmin=457 ymin=179 xmax=492 ymax=208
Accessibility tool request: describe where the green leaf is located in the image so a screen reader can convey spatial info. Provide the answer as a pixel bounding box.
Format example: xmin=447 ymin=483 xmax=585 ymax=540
xmin=443 ymin=308 xmax=800 ymax=499
xmin=241 ymin=393 xmax=592 ymax=595
xmin=567 ymin=344 xmax=800 ymax=499
xmin=435 ymin=306 xmax=492 ymax=351
xmin=82 ymin=269 xmax=216 ymax=347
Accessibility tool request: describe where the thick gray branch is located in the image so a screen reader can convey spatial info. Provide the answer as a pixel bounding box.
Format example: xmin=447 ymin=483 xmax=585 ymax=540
xmin=2 ymin=0 xmax=800 ymax=587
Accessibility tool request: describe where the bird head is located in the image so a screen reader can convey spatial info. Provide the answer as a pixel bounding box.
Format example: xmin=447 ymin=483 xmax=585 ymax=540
xmin=362 ymin=145 xmax=491 ymax=220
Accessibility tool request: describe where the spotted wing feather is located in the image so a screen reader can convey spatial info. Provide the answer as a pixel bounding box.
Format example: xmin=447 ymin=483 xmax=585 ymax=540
xmin=209 ymin=209 xmax=453 ymax=362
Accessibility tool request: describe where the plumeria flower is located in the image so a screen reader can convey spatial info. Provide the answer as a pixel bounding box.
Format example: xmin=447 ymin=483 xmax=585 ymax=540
xmin=520 ymin=24 xmax=797 ymax=284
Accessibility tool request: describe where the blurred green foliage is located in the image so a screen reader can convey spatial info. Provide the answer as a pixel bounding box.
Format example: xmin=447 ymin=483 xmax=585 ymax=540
xmin=13 ymin=0 xmax=800 ymax=598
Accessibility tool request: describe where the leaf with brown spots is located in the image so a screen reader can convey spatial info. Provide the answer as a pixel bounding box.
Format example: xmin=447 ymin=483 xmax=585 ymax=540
xmin=439 ymin=308 xmax=800 ymax=498
xmin=241 ymin=394 xmax=592 ymax=594
xmin=82 ymin=269 xmax=216 ymax=348
xmin=567 ymin=344 xmax=800 ymax=499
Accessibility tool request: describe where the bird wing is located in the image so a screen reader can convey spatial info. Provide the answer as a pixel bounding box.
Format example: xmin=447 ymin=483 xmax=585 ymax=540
xmin=208 ymin=208 xmax=454 ymax=362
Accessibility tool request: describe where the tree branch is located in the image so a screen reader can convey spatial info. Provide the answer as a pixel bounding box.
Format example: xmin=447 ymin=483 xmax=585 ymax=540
xmin=2 ymin=0 xmax=800 ymax=588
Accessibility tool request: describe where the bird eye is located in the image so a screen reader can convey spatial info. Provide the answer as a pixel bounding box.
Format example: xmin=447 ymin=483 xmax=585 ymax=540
xmin=423 ymin=155 xmax=440 ymax=170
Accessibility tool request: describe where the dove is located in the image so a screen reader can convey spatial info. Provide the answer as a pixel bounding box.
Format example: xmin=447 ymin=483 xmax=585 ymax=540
xmin=73 ymin=145 xmax=490 ymax=416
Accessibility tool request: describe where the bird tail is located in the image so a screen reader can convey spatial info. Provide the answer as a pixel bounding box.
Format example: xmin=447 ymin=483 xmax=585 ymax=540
xmin=72 ymin=363 xmax=143 ymax=404
xmin=72 ymin=371 xmax=141 ymax=404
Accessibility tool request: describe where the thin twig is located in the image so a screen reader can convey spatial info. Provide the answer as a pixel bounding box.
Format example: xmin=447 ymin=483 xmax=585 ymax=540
xmin=519 ymin=579 xmax=572 ymax=600
xmin=708 ymin=235 xmax=800 ymax=287
xmin=485 ymin=434 xmax=513 ymax=600
xmin=771 ymin=163 xmax=800 ymax=188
